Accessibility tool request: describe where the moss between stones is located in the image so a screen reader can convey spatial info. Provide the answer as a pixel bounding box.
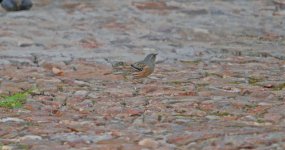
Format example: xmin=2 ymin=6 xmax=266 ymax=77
xmin=0 ymin=90 xmax=32 ymax=109
xmin=248 ymin=76 xmax=264 ymax=85
xmin=272 ymin=83 xmax=285 ymax=91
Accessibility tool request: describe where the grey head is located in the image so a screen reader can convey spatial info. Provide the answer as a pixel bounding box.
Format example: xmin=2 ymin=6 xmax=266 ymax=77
xmin=143 ymin=53 xmax=158 ymax=65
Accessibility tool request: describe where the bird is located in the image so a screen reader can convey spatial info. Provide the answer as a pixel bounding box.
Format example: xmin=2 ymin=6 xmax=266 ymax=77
xmin=130 ymin=53 xmax=158 ymax=79
xmin=1 ymin=0 xmax=33 ymax=11
xmin=105 ymin=53 xmax=158 ymax=79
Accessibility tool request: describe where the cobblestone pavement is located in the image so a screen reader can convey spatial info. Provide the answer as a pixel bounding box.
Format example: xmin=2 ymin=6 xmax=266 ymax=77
xmin=0 ymin=0 xmax=285 ymax=149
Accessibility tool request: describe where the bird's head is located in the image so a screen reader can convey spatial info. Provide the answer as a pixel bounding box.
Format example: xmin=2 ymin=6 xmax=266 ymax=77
xmin=144 ymin=53 xmax=158 ymax=63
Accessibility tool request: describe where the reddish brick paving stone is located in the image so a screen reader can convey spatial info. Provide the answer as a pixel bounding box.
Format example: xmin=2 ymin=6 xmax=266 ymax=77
xmin=1 ymin=0 xmax=285 ymax=149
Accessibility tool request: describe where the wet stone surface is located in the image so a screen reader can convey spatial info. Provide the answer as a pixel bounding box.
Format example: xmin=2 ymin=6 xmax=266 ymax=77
xmin=0 ymin=0 xmax=285 ymax=149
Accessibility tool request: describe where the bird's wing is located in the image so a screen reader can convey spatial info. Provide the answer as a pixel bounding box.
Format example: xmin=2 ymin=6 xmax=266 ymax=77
xmin=131 ymin=62 xmax=145 ymax=71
